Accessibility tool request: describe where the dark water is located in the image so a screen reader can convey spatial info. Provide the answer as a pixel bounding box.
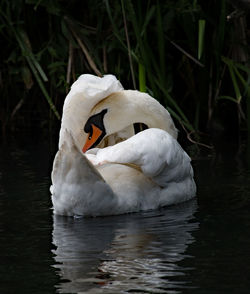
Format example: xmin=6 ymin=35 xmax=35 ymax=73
xmin=0 ymin=136 xmax=250 ymax=294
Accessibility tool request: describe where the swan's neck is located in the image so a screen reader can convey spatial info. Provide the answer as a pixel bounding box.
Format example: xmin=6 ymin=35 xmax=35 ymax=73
xmin=99 ymin=90 xmax=178 ymax=139
xmin=59 ymin=92 xmax=104 ymax=151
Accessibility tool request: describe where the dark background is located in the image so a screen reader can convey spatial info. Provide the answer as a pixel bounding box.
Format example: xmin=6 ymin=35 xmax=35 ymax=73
xmin=0 ymin=0 xmax=250 ymax=150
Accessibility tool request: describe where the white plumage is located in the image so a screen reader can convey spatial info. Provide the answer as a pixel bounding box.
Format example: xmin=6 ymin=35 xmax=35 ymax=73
xmin=51 ymin=74 xmax=196 ymax=217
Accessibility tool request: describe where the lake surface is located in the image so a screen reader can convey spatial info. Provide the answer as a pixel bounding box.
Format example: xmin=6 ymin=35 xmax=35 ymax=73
xmin=0 ymin=134 xmax=250 ymax=293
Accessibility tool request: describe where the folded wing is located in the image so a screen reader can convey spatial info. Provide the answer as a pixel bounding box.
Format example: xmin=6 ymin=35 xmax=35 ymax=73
xmin=88 ymin=128 xmax=196 ymax=204
xmin=51 ymin=133 xmax=116 ymax=217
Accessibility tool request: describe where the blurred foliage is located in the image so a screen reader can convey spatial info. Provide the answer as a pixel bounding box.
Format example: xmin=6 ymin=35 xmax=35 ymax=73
xmin=0 ymin=0 xmax=249 ymax=145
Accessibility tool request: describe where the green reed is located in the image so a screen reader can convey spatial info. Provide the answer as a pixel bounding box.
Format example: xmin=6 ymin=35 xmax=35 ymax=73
xmin=0 ymin=0 xmax=249 ymax=143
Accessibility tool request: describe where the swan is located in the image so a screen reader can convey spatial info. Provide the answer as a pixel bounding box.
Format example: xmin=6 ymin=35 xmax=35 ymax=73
xmin=51 ymin=74 xmax=196 ymax=217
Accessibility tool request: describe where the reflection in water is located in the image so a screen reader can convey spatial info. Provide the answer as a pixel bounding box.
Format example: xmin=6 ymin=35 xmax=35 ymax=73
xmin=1 ymin=138 xmax=250 ymax=294
xmin=52 ymin=200 xmax=199 ymax=293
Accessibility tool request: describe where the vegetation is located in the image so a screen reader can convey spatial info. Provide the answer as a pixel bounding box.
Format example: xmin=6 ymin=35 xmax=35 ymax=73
xmin=0 ymin=0 xmax=249 ymax=146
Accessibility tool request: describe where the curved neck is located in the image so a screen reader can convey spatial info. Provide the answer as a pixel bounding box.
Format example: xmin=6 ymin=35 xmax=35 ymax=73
xmin=92 ymin=90 xmax=178 ymax=140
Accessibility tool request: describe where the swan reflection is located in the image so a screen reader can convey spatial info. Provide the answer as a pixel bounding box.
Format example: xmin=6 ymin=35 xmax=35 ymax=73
xmin=52 ymin=200 xmax=198 ymax=293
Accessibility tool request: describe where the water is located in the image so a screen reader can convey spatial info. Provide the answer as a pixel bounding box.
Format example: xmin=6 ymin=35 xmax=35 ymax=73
xmin=0 ymin=135 xmax=250 ymax=294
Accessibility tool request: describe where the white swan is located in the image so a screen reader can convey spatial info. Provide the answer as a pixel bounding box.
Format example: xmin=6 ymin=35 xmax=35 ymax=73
xmin=51 ymin=74 xmax=196 ymax=216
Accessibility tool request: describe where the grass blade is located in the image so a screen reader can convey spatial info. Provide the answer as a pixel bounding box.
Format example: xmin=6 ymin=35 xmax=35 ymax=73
xmin=13 ymin=28 xmax=60 ymax=118
xmin=121 ymin=0 xmax=136 ymax=89
xmin=26 ymin=55 xmax=60 ymax=119
xmin=18 ymin=29 xmax=48 ymax=82
xmin=156 ymin=1 xmax=165 ymax=77
xmin=198 ymin=19 xmax=205 ymax=60
xmin=233 ymin=66 xmax=250 ymax=96
xmin=104 ymin=0 xmax=129 ymax=52
xmin=139 ymin=63 xmax=146 ymax=92
xmin=155 ymin=78 xmax=195 ymax=132
xmin=217 ymin=95 xmax=239 ymax=103
xmin=228 ymin=64 xmax=242 ymax=103
xmin=69 ymin=25 xmax=102 ymax=77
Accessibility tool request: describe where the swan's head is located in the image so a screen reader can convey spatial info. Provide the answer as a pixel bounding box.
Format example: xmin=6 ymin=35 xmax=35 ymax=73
xmin=59 ymin=75 xmax=177 ymax=154
xmin=82 ymin=90 xmax=178 ymax=153
xmin=59 ymin=74 xmax=123 ymax=152
xmin=82 ymin=108 xmax=108 ymax=152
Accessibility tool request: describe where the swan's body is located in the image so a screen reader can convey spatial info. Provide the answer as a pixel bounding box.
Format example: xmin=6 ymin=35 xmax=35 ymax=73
xmin=51 ymin=74 xmax=196 ymax=217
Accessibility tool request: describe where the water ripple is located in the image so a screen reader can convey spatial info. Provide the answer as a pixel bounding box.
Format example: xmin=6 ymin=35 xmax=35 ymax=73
xmin=52 ymin=200 xmax=199 ymax=293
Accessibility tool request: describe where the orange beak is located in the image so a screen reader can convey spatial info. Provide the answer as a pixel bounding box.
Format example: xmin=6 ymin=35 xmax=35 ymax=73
xmin=82 ymin=124 xmax=102 ymax=153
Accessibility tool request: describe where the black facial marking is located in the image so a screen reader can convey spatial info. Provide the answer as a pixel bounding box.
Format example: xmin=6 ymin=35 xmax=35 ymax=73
xmin=84 ymin=109 xmax=108 ymax=149
xmin=84 ymin=109 xmax=108 ymax=133
xmin=133 ymin=123 xmax=148 ymax=134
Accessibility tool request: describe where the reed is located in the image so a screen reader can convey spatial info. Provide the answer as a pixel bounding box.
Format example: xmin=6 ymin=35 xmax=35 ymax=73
xmin=0 ymin=0 xmax=249 ymax=145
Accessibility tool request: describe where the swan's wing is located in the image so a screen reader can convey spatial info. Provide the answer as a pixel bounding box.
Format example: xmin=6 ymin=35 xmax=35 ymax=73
xmin=90 ymin=128 xmax=196 ymax=189
xmin=51 ymin=138 xmax=116 ymax=217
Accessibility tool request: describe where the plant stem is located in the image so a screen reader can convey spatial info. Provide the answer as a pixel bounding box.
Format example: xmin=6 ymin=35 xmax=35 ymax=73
xmin=121 ymin=0 xmax=136 ymax=89
xmin=139 ymin=63 xmax=146 ymax=92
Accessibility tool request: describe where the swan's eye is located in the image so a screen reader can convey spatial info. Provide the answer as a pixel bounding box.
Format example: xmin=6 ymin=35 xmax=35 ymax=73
xmin=88 ymin=135 xmax=92 ymax=140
